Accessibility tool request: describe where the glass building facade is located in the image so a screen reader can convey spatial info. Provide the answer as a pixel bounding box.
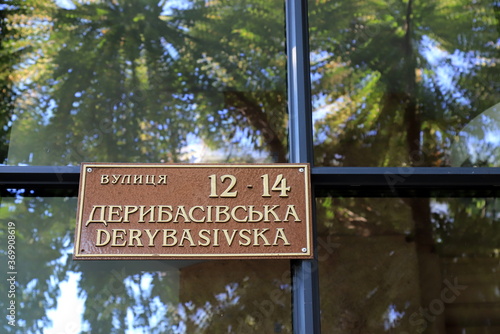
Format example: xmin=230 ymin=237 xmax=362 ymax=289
xmin=0 ymin=0 xmax=499 ymax=333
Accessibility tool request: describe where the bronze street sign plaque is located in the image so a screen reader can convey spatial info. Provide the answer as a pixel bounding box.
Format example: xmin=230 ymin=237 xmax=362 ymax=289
xmin=73 ymin=163 xmax=313 ymax=260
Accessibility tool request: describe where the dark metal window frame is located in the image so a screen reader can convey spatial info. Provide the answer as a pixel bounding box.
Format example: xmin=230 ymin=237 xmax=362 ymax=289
xmin=1 ymin=0 xmax=500 ymax=333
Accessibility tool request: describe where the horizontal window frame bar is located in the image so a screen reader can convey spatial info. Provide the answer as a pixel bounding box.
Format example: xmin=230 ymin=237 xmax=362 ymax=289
xmin=0 ymin=166 xmax=80 ymax=187
xmin=312 ymin=167 xmax=500 ymax=197
xmin=2 ymin=166 xmax=500 ymax=193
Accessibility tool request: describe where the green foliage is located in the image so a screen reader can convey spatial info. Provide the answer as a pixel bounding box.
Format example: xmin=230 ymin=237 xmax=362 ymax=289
xmin=1 ymin=193 xmax=292 ymax=333
xmin=310 ymin=0 xmax=499 ymax=167
xmin=0 ymin=194 xmax=76 ymax=333
xmin=432 ymin=197 xmax=500 ymax=255
xmin=4 ymin=0 xmax=288 ymax=165
xmin=0 ymin=0 xmax=25 ymax=161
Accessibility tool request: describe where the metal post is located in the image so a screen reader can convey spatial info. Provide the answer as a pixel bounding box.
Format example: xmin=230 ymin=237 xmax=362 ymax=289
xmin=285 ymin=0 xmax=321 ymax=333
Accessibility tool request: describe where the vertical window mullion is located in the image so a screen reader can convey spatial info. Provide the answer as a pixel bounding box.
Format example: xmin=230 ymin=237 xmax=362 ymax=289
xmin=286 ymin=0 xmax=313 ymax=165
xmin=286 ymin=0 xmax=320 ymax=333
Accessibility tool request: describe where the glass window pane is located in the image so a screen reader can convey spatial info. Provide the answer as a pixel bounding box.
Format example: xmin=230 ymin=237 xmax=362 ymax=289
xmin=309 ymin=0 xmax=499 ymax=167
xmin=0 ymin=192 xmax=292 ymax=333
xmin=317 ymin=197 xmax=500 ymax=333
xmin=2 ymin=0 xmax=287 ymax=165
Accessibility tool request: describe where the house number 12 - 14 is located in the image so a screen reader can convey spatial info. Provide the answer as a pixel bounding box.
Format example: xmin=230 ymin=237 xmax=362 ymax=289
xmin=208 ymin=174 xmax=291 ymax=198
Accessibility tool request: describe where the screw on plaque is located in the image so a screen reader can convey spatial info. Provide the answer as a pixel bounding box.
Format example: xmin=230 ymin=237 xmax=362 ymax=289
xmin=301 ymin=248 xmax=307 ymax=253
xmin=87 ymin=168 xmax=93 ymax=173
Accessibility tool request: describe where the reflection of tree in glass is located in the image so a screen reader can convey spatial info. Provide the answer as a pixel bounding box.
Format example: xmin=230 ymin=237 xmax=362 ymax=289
xmin=309 ymin=0 xmax=499 ymax=167
xmin=310 ymin=1 xmax=498 ymax=332
xmin=1 ymin=195 xmax=292 ymax=333
xmin=316 ymin=196 xmax=500 ymax=333
xmin=0 ymin=194 xmax=76 ymax=333
xmin=450 ymin=103 xmax=500 ymax=166
xmin=0 ymin=1 xmax=22 ymax=162
xmin=432 ymin=198 xmax=500 ymax=255
xmin=178 ymin=260 xmax=291 ymax=333
xmin=4 ymin=0 xmax=287 ymax=165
